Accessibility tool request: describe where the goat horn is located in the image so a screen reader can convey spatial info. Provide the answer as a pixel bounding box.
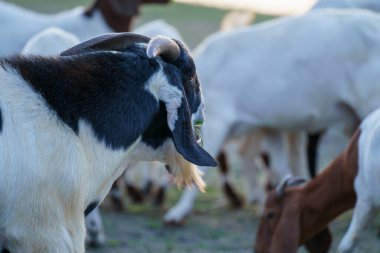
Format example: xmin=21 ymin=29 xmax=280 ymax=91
xmin=146 ymin=36 xmax=180 ymax=61
xmin=275 ymin=175 xmax=307 ymax=197
xmin=275 ymin=175 xmax=293 ymax=197
xmin=287 ymin=177 xmax=307 ymax=187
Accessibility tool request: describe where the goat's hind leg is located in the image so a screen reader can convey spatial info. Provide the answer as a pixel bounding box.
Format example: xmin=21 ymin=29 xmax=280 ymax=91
xmin=218 ymin=151 xmax=245 ymax=208
xmin=338 ymin=197 xmax=375 ymax=253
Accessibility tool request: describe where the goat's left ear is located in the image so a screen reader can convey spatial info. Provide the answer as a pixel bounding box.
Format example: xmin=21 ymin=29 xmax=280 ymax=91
xmin=271 ymin=208 xmax=301 ymax=253
xmin=147 ymin=36 xmax=217 ymax=167
xmin=304 ymin=227 xmax=332 ymax=253
xmin=170 ymin=85 xmax=217 ymax=167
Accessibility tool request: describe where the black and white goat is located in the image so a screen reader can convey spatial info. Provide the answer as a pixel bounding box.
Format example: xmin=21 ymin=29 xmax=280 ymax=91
xmin=21 ymin=26 xmax=108 ymax=248
xmin=0 ymin=33 xmax=216 ymax=252
xmin=0 ymin=0 xmax=169 ymax=56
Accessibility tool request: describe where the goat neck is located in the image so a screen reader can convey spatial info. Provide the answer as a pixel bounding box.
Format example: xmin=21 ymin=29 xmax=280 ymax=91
xmin=299 ymin=130 xmax=360 ymax=244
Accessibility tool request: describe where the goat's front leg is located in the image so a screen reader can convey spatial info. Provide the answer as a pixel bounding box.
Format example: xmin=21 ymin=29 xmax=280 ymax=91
xmin=285 ymin=131 xmax=308 ymax=178
xmin=3 ymin=194 xmax=86 ymax=253
xmin=239 ymin=130 xmax=266 ymax=207
xmin=164 ymin=187 xmax=199 ymax=224
xmin=85 ymin=207 xmax=106 ymax=247
xmin=6 ymin=215 xmax=86 ymax=253
xmin=218 ymin=151 xmax=244 ymax=208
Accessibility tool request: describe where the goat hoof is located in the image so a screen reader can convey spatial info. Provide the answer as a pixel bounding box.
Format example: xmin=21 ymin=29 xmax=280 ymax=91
xmin=163 ymin=211 xmax=187 ymax=226
xmin=85 ymin=234 xmax=106 ymax=248
xmin=164 ymin=219 xmax=186 ymax=227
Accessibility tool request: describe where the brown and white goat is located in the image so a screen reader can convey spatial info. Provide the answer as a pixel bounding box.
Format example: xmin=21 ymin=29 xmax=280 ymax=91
xmin=256 ymin=106 xmax=380 ymax=253
xmin=254 ymin=128 xmax=360 ymax=253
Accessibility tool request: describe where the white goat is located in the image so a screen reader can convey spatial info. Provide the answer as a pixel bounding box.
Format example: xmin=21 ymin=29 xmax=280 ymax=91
xmin=21 ymin=27 xmax=80 ymax=56
xmin=310 ymin=0 xmax=380 ymax=173
xmin=0 ymin=32 xmax=215 ymax=252
xmin=164 ymin=9 xmax=380 ymax=223
xmin=312 ymin=0 xmax=380 ymax=11
xmin=0 ymin=0 xmax=169 ymax=56
xmin=133 ymin=19 xmax=184 ymax=42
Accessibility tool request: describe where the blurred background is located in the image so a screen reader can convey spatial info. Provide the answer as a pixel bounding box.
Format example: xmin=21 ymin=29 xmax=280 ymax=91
xmin=3 ymin=0 xmax=380 ymax=252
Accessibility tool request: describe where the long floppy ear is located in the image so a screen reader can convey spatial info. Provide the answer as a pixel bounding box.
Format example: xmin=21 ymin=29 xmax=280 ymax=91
xmin=60 ymin=32 xmax=150 ymax=56
xmin=170 ymin=87 xmax=217 ymax=167
xmin=146 ymin=36 xmax=216 ymax=167
xmin=271 ymin=207 xmax=301 ymax=253
xmin=304 ymin=227 xmax=332 ymax=253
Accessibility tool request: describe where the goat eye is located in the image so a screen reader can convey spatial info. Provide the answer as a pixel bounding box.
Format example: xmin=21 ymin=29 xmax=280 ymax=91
xmin=189 ymin=77 xmax=196 ymax=86
xmin=266 ymin=212 xmax=275 ymax=220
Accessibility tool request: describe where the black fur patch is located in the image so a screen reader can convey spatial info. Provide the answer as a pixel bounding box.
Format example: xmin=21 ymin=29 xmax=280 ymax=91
xmin=85 ymin=201 xmax=99 ymax=216
xmin=1 ymin=47 xmax=161 ymax=150
xmin=142 ymin=102 xmax=171 ymax=149
xmin=169 ymin=40 xmax=202 ymax=115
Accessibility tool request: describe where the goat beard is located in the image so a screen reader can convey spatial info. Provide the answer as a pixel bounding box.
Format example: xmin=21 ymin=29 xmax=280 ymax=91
xmin=166 ymin=151 xmax=206 ymax=192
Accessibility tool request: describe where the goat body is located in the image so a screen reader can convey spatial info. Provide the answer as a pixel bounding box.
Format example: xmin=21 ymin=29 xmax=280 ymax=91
xmin=164 ymin=9 xmax=380 ymax=223
xmin=255 ymin=107 xmax=380 ymax=252
xmin=0 ymin=33 xmax=215 ymax=252
xmin=312 ymin=0 xmax=380 ymax=11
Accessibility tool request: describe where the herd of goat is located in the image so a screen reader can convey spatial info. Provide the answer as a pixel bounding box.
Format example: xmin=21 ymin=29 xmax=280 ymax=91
xmin=1 ymin=0 xmax=380 ymax=252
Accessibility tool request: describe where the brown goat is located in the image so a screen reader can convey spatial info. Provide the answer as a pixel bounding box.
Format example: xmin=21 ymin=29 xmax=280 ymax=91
xmin=85 ymin=0 xmax=170 ymax=32
xmin=254 ymin=130 xmax=360 ymax=253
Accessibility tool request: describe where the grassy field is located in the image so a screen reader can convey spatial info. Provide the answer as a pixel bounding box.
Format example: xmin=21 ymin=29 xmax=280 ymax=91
xmin=85 ymin=169 xmax=380 ymax=253
xmin=3 ymin=0 xmax=380 ymax=252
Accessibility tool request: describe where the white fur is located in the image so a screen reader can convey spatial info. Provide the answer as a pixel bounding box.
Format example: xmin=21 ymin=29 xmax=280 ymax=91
xmin=0 ymin=1 xmax=111 ymax=56
xmin=21 ymin=27 xmax=107 ymax=247
xmin=337 ymin=108 xmax=380 ymax=252
xmin=165 ymin=9 xmax=380 ymax=223
xmin=133 ymin=20 xmax=184 ymax=41
xmin=145 ymin=68 xmax=183 ymax=131
xmin=21 ymin=27 xmax=80 ymax=56
xmin=312 ymin=0 xmax=380 ymax=11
